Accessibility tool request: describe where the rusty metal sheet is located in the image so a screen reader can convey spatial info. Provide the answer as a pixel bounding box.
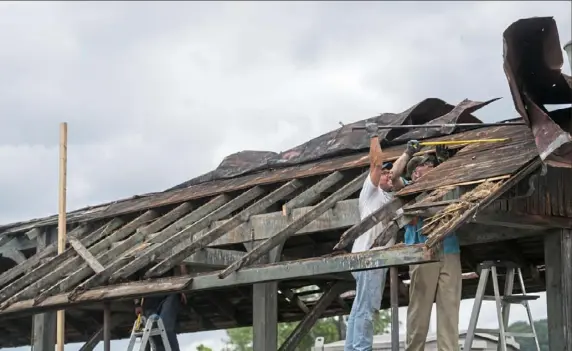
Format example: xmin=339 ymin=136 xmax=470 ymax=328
xmin=503 ymin=17 xmax=572 ymax=167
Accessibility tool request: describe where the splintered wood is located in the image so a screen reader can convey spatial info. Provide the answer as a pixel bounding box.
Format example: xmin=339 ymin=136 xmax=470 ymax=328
xmin=421 ymin=180 xmax=503 ymax=243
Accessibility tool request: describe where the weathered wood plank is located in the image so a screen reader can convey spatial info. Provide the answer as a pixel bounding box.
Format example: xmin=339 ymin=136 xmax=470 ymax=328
xmin=46 ymin=230 xmax=147 ymax=302
xmin=149 ymin=195 xmax=230 ymax=242
xmin=68 ymin=238 xmax=105 ymax=274
xmin=206 ymin=199 xmax=360 ymax=246
xmin=425 ymin=157 xmax=542 ymax=248
xmin=0 ymin=244 xmax=435 ymax=318
xmin=545 ymin=229 xmax=572 ymax=351
xmin=0 ymin=213 xmax=155 ymax=307
xmin=145 ymin=180 xmax=303 ymax=278
xmin=1 ymin=249 xmax=26 ymax=264
xmin=218 ymin=172 xmax=368 ymax=278
xmin=63 ymin=202 xmax=213 ymax=296
xmin=0 ymin=225 xmax=94 ymax=302
xmin=198 ymin=198 xmax=545 ymax=249
xmin=137 ymin=202 xmax=194 ymax=236
xmin=279 ymin=281 xmax=349 ymax=351
xmin=282 ymin=172 xmax=344 ymax=216
xmin=0 ymin=225 xmax=91 ymax=289
xmin=333 ymin=197 xmax=405 ymax=251
xmin=108 ymin=188 xmax=265 ymax=284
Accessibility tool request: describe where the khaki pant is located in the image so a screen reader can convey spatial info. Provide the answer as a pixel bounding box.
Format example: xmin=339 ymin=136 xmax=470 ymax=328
xmin=405 ymin=253 xmax=462 ymax=351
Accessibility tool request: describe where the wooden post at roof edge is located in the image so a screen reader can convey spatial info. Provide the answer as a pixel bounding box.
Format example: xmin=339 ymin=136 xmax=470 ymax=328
xmin=57 ymin=122 xmax=67 ymax=351
xmin=103 ymin=302 xmax=111 ymax=351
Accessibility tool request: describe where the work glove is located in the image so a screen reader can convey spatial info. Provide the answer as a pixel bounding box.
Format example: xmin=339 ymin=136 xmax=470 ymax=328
xmin=365 ymin=122 xmax=379 ymax=139
xmin=436 ymin=145 xmax=451 ymax=164
xmin=406 ymin=140 xmax=421 ymax=156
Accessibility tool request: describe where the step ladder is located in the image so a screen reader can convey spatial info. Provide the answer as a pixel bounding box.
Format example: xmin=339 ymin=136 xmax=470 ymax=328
xmin=463 ymin=260 xmax=541 ymax=351
xmin=127 ymin=314 xmax=172 ymax=351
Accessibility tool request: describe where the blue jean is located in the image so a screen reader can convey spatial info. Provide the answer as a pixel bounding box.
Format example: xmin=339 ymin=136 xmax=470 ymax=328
xmin=344 ymin=268 xmax=388 ymax=351
xmin=143 ymin=294 xmax=181 ymax=351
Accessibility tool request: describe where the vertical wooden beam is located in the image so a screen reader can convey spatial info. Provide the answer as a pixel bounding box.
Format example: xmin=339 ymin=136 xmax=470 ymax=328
xmin=103 ymin=302 xmax=111 ymax=351
xmin=32 ymin=229 xmax=57 ymax=351
xmin=544 ymin=229 xmax=572 ymax=351
xmin=57 ymin=122 xmax=68 ymax=351
xmin=245 ymin=242 xmax=283 ymax=351
xmin=389 ymin=267 xmax=399 ymax=351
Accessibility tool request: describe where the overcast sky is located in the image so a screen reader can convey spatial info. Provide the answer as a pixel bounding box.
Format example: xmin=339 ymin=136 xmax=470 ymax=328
xmin=0 ymin=1 xmax=570 ymax=350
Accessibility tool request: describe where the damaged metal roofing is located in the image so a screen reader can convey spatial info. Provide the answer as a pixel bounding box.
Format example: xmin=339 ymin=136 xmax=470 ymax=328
xmin=503 ymin=16 xmax=572 ymax=167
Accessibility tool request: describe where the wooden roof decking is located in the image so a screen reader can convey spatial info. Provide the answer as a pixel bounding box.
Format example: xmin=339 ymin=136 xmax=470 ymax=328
xmin=0 ymin=123 xmax=570 ymax=348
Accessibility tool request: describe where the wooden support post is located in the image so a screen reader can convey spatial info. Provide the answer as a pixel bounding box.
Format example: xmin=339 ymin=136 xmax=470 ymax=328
xmin=31 ymin=229 xmax=57 ymax=351
xmin=544 ymin=229 xmax=572 ymax=351
xmin=57 ymin=121 xmax=67 ymax=351
xmin=103 ymin=302 xmax=111 ymax=351
xmin=219 ymin=172 xmax=368 ymax=278
xmin=389 ymin=267 xmax=399 ymax=351
xmin=279 ymin=281 xmax=349 ymax=351
xmin=246 ymin=242 xmax=282 ymax=351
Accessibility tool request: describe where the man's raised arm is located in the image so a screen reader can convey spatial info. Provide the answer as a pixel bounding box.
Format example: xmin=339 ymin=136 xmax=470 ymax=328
xmin=365 ymin=122 xmax=384 ymax=185
xmin=390 ymin=140 xmax=420 ymax=191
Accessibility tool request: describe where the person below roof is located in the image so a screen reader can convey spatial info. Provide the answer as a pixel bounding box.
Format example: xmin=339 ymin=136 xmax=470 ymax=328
xmin=134 ymin=264 xmax=188 ymax=351
xmin=402 ymin=148 xmax=462 ymax=351
xmin=344 ymin=122 xmax=421 ymax=351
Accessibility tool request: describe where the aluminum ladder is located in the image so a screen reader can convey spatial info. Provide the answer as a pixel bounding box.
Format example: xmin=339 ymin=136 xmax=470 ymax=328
xmin=127 ymin=314 xmax=172 ymax=351
xmin=463 ymin=260 xmax=541 ymax=351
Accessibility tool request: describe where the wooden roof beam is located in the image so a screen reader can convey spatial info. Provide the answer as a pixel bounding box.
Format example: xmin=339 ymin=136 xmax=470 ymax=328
xmin=0 ymin=212 xmax=155 ymax=307
xmin=0 ymin=224 xmax=94 ymax=302
xmin=282 ymin=171 xmax=344 ymax=216
xmin=145 ymin=180 xmax=303 ymax=279
xmin=108 ymin=189 xmax=263 ymax=283
xmin=0 ymin=244 xmax=435 ymax=319
xmin=218 ymin=172 xmax=368 ymax=279
xmin=66 ymin=201 xmax=212 ymax=296
xmin=0 ymin=225 xmax=92 ymax=289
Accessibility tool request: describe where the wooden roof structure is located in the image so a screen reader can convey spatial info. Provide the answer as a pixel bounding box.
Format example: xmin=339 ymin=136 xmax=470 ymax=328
xmin=0 ymin=120 xmax=570 ymax=348
xmin=0 ymin=15 xmax=570 ymax=351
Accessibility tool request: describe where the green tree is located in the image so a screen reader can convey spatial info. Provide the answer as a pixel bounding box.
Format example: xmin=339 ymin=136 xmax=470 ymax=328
xmin=223 ymin=312 xmax=391 ymax=351
xmin=507 ymin=319 xmax=548 ymax=351
xmin=196 ymin=345 xmax=213 ymax=351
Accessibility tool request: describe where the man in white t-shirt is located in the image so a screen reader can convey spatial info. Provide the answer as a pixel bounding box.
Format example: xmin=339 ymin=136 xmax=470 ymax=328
xmin=344 ymin=122 xmax=420 ymax=351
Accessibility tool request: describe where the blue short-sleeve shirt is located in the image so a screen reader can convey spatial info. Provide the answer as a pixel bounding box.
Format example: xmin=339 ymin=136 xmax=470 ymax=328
xmin=401 ymin=178 xmax=460 ymax=254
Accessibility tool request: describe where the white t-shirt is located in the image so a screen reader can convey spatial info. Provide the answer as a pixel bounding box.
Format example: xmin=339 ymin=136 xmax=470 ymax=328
xmin=351 ymin=174 xmax=395 ymax=253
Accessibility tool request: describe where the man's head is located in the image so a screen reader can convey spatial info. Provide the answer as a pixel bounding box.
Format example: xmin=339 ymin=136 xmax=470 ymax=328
xmin=378 ymin=162 xmax=393 ymax=191
xmin=407 ymin=155 xmax=437 ymax=181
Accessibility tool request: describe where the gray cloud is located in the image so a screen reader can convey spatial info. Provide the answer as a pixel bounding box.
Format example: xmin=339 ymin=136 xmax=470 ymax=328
xmin=0 ymin=1 xmax=569 ymax=349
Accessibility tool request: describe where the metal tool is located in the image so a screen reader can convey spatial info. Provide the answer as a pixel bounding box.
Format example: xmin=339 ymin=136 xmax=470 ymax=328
xmin=351 ymin=122 xmax=526 ymax=130
xmin=463 ymin=260 xmax=541 ymax=351
xmin=419 ymin=138 xmax=509 ymax=146
xmin=127 ymin=314 xmax=172 ymax=351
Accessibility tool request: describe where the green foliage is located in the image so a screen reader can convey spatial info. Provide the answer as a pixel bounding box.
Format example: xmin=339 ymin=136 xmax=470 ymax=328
xmin=507 ymin=319 xmax=548 ymax=351
xmin=223 ymin=311 xmax=392 ymax=351
xmin=196 ymin=345 xmax=213 ymax=351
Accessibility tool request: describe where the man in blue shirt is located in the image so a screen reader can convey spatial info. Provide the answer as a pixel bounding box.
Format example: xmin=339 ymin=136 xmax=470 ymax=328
xmin=402 ymin=153 xmax=462 ymax=351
